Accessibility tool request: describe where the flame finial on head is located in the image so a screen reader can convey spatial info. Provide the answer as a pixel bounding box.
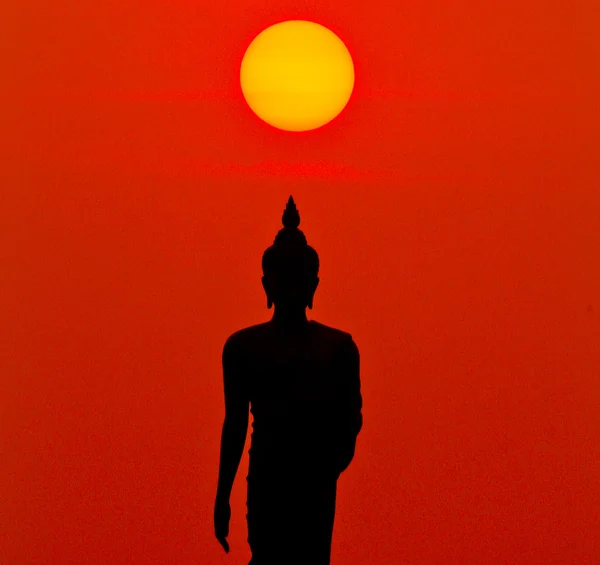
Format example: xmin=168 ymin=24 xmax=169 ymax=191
xmin=282 ymin=195 xmax=301 ymax=229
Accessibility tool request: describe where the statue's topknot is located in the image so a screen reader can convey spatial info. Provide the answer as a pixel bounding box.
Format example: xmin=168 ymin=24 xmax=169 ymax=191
xmin=272 ymin=195 xmax=307 ymax=247
xmin=262 ymin=195 xmax=319 ymax=277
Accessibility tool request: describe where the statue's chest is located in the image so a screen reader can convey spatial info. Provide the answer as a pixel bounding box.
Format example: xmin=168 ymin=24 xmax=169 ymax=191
xmin=247 ymin=337 xmax=338 ymax=412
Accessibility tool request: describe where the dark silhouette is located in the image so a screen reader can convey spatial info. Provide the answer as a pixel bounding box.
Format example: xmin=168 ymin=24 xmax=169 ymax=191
xmin=214 ymin=196 xmax=363 ymax=565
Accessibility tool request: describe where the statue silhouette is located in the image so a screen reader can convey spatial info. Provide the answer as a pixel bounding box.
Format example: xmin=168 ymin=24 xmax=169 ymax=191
xmin=214 ymin=196 xmax=363 ymax=565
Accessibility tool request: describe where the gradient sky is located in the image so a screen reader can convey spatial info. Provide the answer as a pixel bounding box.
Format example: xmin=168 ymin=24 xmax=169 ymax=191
xmin=3 ymin=0 xmax=599 ymax=563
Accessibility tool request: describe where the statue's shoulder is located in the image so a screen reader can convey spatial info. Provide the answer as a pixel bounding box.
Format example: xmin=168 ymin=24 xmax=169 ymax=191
xmin=224 ymin=322 xmax=271 ymax=351
xmin=310 ymin=320 xmax=354 ymax=343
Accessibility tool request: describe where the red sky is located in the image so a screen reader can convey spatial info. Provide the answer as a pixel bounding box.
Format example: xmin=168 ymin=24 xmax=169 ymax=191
xmin=2 ymin=0 xmax=599 ymax=563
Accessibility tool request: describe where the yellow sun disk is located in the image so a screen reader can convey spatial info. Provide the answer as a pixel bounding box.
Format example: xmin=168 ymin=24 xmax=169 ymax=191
xmin=240 ymin=21 xmax=355 ymax=132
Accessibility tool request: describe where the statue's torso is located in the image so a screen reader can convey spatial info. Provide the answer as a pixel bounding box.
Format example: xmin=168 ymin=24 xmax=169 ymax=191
xmin=231 ymin=320 xmax=351 ymax=479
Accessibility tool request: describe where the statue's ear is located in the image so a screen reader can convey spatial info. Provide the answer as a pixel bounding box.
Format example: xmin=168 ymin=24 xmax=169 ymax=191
xmin=307 ymin=277 xmax=319 ymax=309
xmin=263 ymin=276 xmax=273 ymax=309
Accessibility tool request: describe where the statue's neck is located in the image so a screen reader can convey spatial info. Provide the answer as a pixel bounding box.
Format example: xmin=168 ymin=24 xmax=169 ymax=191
xmin=271 ymin=307 xmax=309 ymax=330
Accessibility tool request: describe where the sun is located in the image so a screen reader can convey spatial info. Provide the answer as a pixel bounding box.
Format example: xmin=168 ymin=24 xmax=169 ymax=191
xmin=240 ymin=21 xmax=355 ymax=132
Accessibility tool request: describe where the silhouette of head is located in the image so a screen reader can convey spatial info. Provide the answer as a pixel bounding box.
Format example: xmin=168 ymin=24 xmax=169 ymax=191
xmin=261 ymin=196 xmax=320 ymax=312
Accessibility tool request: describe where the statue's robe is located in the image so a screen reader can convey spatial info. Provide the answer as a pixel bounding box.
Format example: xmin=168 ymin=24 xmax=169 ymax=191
xmin=223 ymin=320 xmax=363 ymax=565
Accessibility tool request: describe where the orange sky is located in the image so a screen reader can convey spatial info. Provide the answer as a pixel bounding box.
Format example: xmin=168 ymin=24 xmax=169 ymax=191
xmin=2 ymin=0 xmax=599 ymax=563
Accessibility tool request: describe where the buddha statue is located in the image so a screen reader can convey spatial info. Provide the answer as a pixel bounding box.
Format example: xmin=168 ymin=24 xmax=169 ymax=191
xmin=214 ymin=196 xmax=363 ymax=565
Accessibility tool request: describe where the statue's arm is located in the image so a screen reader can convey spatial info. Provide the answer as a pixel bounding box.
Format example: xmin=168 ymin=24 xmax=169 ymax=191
xmin=215 ymin=335 xmax=249 ymax=503
xmin=335 ymin=335 xmax=363 ymax=474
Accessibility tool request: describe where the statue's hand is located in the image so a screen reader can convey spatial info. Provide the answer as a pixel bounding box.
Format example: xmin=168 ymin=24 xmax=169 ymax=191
xmin=214 ymin=498 xmax=231 ymax=553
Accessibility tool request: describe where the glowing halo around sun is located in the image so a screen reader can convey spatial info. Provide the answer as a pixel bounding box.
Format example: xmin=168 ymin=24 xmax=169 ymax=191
xmin=240 ymin=21 xmax=355 ymax=132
